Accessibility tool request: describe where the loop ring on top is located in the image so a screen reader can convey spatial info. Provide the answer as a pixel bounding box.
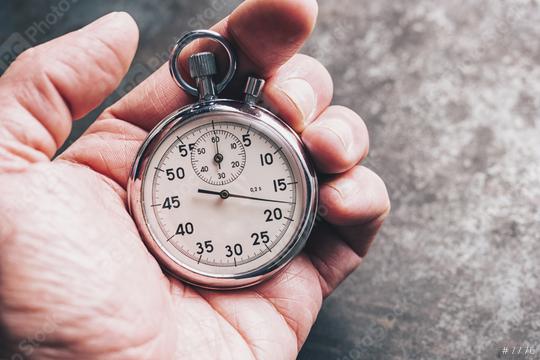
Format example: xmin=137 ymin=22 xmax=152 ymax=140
xmin=169 ymin=30 xmax=237 ymax=97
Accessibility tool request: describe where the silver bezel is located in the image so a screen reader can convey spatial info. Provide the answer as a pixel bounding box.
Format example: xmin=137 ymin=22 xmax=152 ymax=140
xmin=128 ymin=100 xmax=318 ymax=289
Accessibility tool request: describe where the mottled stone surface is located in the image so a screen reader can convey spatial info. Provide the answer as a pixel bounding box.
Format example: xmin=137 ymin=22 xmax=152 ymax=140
xmin=1 ymin=1 xmax=539 ymax=359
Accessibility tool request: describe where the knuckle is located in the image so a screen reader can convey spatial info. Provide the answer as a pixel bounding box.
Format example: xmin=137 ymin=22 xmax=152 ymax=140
xmin=14 ymin=46 xmax=38 ymax=65
xmin=6 ymin=47 xmax=43 ymax=76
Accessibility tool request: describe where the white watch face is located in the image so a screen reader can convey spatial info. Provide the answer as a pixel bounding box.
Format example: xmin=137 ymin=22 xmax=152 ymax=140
xmin=140 ymin=112 xmax=310 ymax=278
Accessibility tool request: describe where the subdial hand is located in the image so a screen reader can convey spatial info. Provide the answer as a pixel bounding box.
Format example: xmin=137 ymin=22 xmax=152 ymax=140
xmin=198 ymin=189 xmax=294 ymax=204
xmin=212 ymin=121 xmax=222 ymax=169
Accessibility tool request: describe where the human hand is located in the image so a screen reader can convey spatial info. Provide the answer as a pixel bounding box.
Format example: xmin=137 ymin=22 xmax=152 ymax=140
xmin=0 ymin=1 xmax=390 ymax=359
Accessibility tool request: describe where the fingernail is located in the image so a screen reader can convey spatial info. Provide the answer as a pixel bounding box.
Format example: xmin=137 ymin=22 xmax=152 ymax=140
xmin=316 ymin=117 xmax=354 ymax=153
xmin=330 ymin=175 xmax=355 ymax=200
xmin=276 ymin=78 xmax=316 ymax=125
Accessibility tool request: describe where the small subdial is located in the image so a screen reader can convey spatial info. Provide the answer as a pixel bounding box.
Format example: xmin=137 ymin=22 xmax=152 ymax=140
xmin=191 ymin=128 xmax=246 ymax=185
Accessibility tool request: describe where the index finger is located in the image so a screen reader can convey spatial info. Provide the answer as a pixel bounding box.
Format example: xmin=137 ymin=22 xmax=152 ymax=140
xmin=102 ymin=0 xmax=318 ymax=130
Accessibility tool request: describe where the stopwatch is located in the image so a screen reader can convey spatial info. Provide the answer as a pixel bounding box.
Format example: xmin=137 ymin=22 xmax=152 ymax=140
xmin=128 ymin=30 xmax=318 ymax=289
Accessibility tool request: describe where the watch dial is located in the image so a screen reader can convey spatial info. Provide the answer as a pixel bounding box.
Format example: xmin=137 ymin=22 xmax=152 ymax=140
xmin=190 ymin=125 xmax=246 ymax=185
xmin=140 ymin=112 xmax=309 ymax=277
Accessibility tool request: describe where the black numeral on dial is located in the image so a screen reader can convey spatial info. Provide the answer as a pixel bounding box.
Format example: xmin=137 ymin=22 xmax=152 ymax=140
xmin=264 ymin=208 xmax=283 ymax=222
xmin=260 ymin=153 xmax=274 ymax=166
xmin=162 ymin=196 xmax=180 ymax=209
xmin=251 ymin=231 xmax=270 ymax=245
xmin=166 ymin=167 xmax=185 ymax=181
xmin=242 ymin=134 xmax=251 ymax=147
xmin=273 ymin=178 xmax=287 ymax=192
xmin=176 ymin=222 xmax=194 ymax=235
xmin=178 ymin=143 xmax=195 ymax=157
xmin=226 ymin=244 xmax=243 ymax=257
xmin=196 ymin=240 xmax=214 ymax=254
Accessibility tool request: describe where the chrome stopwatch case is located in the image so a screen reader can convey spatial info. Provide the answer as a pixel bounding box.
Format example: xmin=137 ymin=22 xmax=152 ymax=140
xmin=128 ymin=30 xmax=318 ymax=289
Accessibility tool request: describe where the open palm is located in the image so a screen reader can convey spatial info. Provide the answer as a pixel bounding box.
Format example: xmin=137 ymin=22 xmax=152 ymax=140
xmin=0 ymin=1 xmax=389 ymax=359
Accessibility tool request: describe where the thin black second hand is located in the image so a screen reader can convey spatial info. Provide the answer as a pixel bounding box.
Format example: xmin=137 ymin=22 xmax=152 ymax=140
xmin=197 ymin=189 xmax=293 ymax=205
xmin=212 ymin=120 xmax=221 ymax=170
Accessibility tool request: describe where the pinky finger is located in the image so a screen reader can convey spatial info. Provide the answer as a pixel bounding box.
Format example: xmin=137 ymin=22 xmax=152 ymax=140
xmin=305 ymin=166 xmax=390 ymax=297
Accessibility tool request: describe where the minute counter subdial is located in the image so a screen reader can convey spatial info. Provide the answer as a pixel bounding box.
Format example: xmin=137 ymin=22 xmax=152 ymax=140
xmin=191 ymin=128 xmax=246 ymax=185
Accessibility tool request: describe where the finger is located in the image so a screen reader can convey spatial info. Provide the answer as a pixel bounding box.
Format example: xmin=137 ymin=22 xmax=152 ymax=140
xmin=263 ymin=54 xmax=333 ymax=132
xmin=305 ymin=166 xmax=390 ymax=297
xmin=102 ymin=0 xmax=318 ymax=130
xmin=0 ymin=12 xmax=139 ymax=165
xmin=252 ymin=254 xmax=324 ymax=349
xmin=302 ymin=105 xmax=369 ymax=174
xmin=61 ymin=53 xmax=332 ymax=189
xmin=167 ymin=255 xmax=323 ymax=357
xmin=59 ymin=118 xmax=147 ymax=191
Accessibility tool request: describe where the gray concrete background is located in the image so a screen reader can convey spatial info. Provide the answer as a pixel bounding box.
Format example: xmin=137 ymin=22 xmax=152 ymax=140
xmin=1 ymin=1 xmax=539 ymax=359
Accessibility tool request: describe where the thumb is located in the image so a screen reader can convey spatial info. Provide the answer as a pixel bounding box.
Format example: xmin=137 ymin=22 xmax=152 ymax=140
xmin=0 ymin=12 xmax=139 ymax=168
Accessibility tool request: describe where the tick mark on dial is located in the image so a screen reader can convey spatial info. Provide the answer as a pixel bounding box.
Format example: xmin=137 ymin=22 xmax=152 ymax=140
xmin=150 ymin=121 xmax=299 ymax=268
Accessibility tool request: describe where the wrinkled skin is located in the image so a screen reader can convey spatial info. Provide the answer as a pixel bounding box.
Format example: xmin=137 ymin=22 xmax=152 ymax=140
xmin=0 ymin=1 xmax=390 ymax=359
